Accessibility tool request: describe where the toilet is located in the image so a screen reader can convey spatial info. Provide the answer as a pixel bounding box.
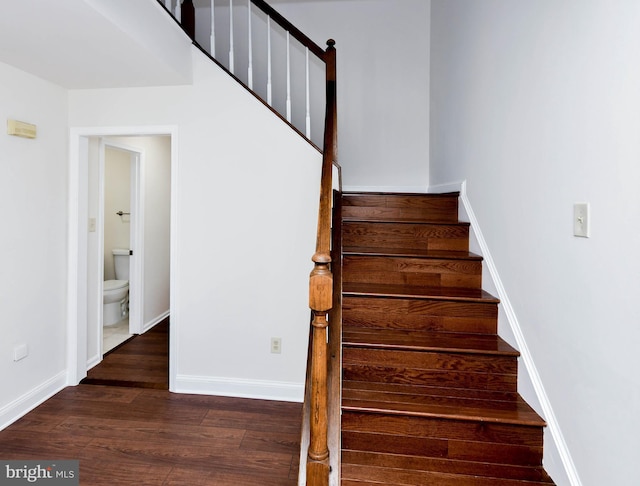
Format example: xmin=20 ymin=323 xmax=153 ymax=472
xmin=103 ymin=248 xmax=130 ymax=326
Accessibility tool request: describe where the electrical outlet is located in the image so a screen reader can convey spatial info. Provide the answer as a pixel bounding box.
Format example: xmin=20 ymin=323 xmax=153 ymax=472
xmin=271 ymin=337 xmax=282 ymax=354
xmin=573 ymin=203 xmax=590 ymax=237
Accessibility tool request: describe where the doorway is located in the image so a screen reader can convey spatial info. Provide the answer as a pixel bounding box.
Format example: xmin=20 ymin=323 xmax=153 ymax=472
xmin=68 ymin=126 xmax=178 ymax=390
xmin=101 ymin=141 xmax=141 ymax=354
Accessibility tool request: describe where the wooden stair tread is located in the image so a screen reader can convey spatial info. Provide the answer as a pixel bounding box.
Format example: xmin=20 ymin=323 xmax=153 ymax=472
xmin=343 ymin=247 xmax=483 ymax=260
xmin=343 ymin=329 xmax=519 ymax=356
xmin=343 ymin=191 xmax=461 ymax=197
xmin=343 ymin=217 xmax=470 ymax=227
xmin=342 ymin=382 xmax=545 ymax=427
xmin=342 ymin=216 xmax=461 ymax=224
xmin=341 ymin=461 xmax=555 ymax=485
xmin=343 ymin=282 xmax=500 ymax=303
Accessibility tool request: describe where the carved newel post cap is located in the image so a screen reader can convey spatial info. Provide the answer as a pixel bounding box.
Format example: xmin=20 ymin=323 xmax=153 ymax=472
xmin=326 ymin=39 xmax=336 ymax=48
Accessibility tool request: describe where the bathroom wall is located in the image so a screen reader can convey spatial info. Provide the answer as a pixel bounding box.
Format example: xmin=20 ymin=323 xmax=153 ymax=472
xmin=107 ymin=135 xmax=172 ymax=331
xmin=104 ymin=146 xmax=131 ymax=281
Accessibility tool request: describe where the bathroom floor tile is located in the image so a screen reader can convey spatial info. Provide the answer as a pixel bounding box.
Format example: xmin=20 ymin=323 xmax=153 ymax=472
xmin=103 ymin=319 xmax=132 ymax=353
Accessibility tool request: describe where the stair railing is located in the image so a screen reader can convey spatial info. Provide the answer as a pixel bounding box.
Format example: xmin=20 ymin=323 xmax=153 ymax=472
xmin=158 ymin=2 xmax=340 ymax=484
xmin=306 ymin=39 xmax=337 ymax=486
xmin=162 ymin=0 xmax=329 ymax=149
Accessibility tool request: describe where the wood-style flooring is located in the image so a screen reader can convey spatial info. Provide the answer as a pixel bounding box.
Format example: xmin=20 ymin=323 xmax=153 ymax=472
xmin=0 ymin=320 xmax=302 ymax=485
xmin=83 ymin=319 xmax=170 ymax=389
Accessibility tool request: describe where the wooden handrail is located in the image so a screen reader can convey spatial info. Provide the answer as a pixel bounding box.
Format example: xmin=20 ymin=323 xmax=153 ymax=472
xmin=306 ymin=39 xmax=337 ymax=486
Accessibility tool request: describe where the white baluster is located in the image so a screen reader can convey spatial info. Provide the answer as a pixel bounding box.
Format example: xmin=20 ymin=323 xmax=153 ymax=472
xmin=247 ymin=0 xmax=253 ymax=89
xmin=164 ymin=0 xmax=171 ymax=11
xmin=210 ymin=0 xmax=216 ymax=57
xmin=305 ymin=47 xmax=311 ymax=138
xmin=286 ymin=31 xmax=291 ymax=123
xmin=229 ymin=0 xmax=235 ymax=74
xmin=175 ymin=0 xmax=181 ymax=22
xmin=267 ymin=16 xmax=272 ymax=105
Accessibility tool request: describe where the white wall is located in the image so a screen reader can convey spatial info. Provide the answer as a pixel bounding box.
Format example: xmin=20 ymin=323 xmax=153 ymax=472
xmin=195 ymin=0 xmax=431 ymax=191
xmin=136 ymin=136 xmax=171 ymax=330
xmin=69 ymin=47 xmax=322 ymax=401
xmin=430 ymin=1 xmax=640 ymax=485
xmin=0 ymin=61 xmax=69 ymax=428
xmin=104 ymin=147 xmax=131 ymax=281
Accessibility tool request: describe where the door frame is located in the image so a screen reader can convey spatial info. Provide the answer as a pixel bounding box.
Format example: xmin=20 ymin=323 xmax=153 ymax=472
xmin=67 ymin=125 xmax=179 ymax=390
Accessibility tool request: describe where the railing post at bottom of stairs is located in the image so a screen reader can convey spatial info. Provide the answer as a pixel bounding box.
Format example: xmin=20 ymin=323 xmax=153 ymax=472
xmin=307 ymin=253 xmax=332 ymax=485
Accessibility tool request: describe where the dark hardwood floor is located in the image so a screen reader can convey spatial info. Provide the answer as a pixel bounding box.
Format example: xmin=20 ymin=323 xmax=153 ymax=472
xmin=0 ymin=320 xmax=302 ymax=485
xmin=83 ymin=319 xmax=170 ymax=389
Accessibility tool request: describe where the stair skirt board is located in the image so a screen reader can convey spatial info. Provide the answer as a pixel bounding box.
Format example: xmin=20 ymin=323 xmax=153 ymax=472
xmin=174 ymin=374 xmax=304 ymax=403
xmin=428 ymin=180 xmax=582 ymax=486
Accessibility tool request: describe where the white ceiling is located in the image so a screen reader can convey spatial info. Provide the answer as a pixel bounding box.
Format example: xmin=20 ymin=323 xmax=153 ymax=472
xmin=0 ymin=0 xmax=193 ymax=89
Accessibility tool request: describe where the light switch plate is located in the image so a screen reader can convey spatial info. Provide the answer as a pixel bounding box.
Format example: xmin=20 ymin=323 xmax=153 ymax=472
xmin=573 ymin=203 xmax=590 ymax=237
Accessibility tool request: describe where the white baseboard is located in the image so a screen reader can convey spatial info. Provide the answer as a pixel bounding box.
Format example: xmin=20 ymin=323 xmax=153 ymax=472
xmin=86 ymin=353 xmax=101 ymax=371
xmin=0 ymin=371 xmax=67 ymax=431
xmin=342 ymin=184 xmax=428 ymax=193
xmin=430 ymin=180 xmax=582 ymax=486
xmin=142 ymin=310 xmax=170 ymax=334
xmin=427 ymin=181 xmax=466 ymax=194
xmin=174 ymin=374 xmax=304 ymax=403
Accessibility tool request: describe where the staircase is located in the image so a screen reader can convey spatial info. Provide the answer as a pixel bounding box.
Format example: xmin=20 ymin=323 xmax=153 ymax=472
xmin=337 ymin=192 xmax=555 ymax=485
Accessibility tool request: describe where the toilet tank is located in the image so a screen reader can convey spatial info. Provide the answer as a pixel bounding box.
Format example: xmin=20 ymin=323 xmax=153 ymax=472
xmin=112 ymin=249 xmax=130 ymax=280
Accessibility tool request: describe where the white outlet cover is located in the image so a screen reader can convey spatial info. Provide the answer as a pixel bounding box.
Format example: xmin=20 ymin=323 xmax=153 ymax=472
xmin=270 ymin=338 xmax=282 ymax=354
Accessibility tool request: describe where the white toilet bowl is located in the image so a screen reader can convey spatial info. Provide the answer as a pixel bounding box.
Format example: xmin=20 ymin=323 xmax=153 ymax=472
xmin=103 ymin=248 xmax=130 ymax=326
xmin=103 ymin=279 xmax=129 ymax=326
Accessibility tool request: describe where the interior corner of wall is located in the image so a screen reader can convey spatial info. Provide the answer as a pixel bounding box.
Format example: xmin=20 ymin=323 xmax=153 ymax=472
xmin=450 ymin=180 xmax=583 ymax=486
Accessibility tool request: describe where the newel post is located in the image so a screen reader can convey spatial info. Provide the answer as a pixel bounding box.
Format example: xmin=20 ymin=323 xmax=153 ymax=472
xmin=307 ymin=251 xmax=332 ymax=485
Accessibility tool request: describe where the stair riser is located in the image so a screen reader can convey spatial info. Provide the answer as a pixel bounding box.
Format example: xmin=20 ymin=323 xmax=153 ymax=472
xmin=343 ymin=365 xmax=517 ymax=393
xmin=342 ymin=194 xmax=459 ymax=222
xmin=343 ymin=255 xmax=482 ymax=288
xmin=344 ymin=348 xmax=517 ymax=375
xmin=342 ymin=464 xmax=551 ymax=486
xmin=343 ymin=221 xmax=469 ymax=251
xmin=342 ymin=450 xmax=553 ymax=483
xmin=342 ymin=296 xmax=498 ymax=334
xmin=343 ymin=411 xmax=542 ymax=449
xmin=343 ymin=431 xmax=543 ymax=467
